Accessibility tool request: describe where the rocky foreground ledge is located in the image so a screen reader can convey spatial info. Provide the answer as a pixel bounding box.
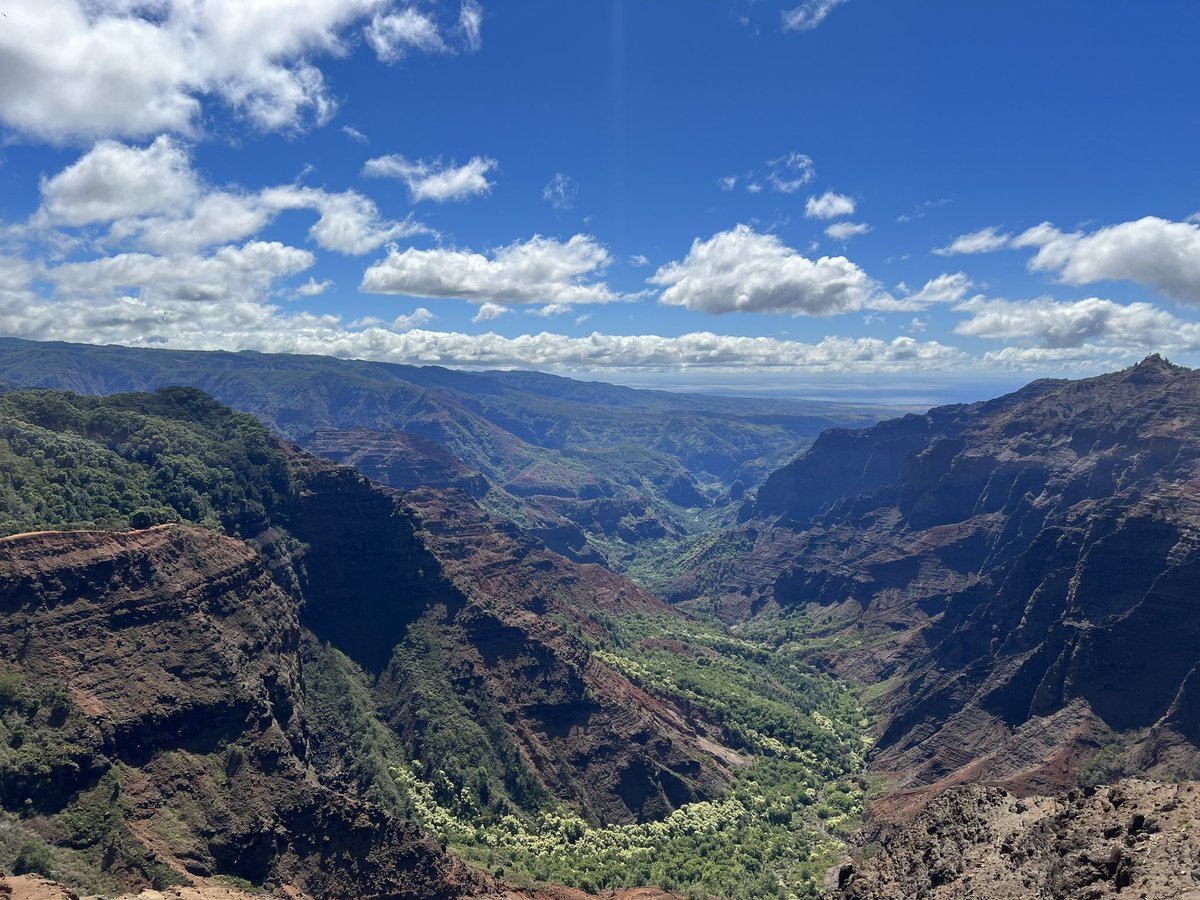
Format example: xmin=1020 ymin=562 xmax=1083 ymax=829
xmin=830 ymin=778 xmax=1200 ymax=899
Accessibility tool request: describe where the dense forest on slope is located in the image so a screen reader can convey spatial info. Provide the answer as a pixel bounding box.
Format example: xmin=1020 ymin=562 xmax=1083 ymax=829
xmin=0 ymin=385 xmax=869 ymax=898
xmin=0 ymin=337 xmax=894 ymax=580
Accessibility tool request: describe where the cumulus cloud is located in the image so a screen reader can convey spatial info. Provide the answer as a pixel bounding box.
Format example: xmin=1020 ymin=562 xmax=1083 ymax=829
xmin=825 ymin=221 xmax=871 ymax=241
xmin=35 ymin=136 xmax=197 ymax=226
xmin=259 ymin=185 xmax=427 ymax=254
xmin=0 ymin=1 xmax=482 ymax=140
xmin=805 ymin=191 xmax=856 ymax=219
xmin=910 ymin=272 xmax=973 ymax=305
xmin=391 ymin=307 xmax=435 ymax=330
xmin=47 ymin=241 xmax=315 ymax=305
xmin=1013 ymin=216 xmax=1200 ymax=304
xmin=955 ymin=296 xmax=1200 ymax=351
xmin=542 ymin=173 xmax=578 ymax=209
xmin=31 ymin=138 xmax=424 ymax=255
xmin=650 ymin=224 xmax=877 ymax=316
xmin=295 ymin=277 xmax=332 ymax=297
xmin=0 ymin=279 xmax=966 ymax=374
xmin=363 ymin=154 xmax=497 ymax=203
xmin=782 ymin=0 xmax=849 ymax=31
xmin=342 ymin=125 xmax=369 ymax=143
xmin=933 ymin=226 xmax=1012 ymax=256
xmin=980 ymin=345 xmax=1139 ymax=372
xmin=473 ymin=302 xmax=510 ymax=322
xmin=361 ymin=233 xmax=622 ymax=307
xmin=0 ymin=0 xmax=482 ymax=140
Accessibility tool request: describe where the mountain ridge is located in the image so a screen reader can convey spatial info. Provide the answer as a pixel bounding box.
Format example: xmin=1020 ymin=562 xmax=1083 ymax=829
xmin=679 ymin=355 xmax=1200 ymax=813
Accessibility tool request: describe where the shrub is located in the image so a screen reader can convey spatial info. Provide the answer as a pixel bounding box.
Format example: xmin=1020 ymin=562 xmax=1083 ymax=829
xmin=12 ymin=840 xmax=54 ymax=877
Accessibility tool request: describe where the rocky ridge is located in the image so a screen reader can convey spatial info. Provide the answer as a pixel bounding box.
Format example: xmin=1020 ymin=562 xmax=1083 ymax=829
xmin=831 ymin=778 xmax=1200 ymax=899
xmin=680 ymin=356 xmax=1200 ymax=808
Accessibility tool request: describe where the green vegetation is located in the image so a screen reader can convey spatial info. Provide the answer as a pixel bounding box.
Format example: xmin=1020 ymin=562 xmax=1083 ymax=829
xmin=0 ymin=670 xmax=104 ymax=811
xmin=0 ymin=766 xmax=191 ymax=894
xmin=303 ymin=609 xmax=869 ymax=897
xmin=12 ymin=840 xmax=54 ymax=877
xmin=303 ymin=624 xmax=549 ymax=822
xmin=308 ymin=608 xmax=870 ymax=899
xmin=0 ymin=387 xmax=293 ymax=537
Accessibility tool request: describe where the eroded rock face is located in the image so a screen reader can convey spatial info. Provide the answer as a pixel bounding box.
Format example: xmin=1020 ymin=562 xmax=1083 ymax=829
xmin=393 ymin=487 xmax=732 ymax=824
xmin=831 ymin=779 xmax=1200 ymax=900
xmin=0 ymin=526 xmax=490 ymax=900
xmin=305 ymin=428 xmax=490 ymax=498
xmin=686 ymin=357 xmax=1200 ymax=802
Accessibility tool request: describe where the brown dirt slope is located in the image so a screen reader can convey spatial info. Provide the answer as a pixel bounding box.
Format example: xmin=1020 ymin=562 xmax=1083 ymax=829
xmin=831 ymin=778 xmax=1200 ymax=900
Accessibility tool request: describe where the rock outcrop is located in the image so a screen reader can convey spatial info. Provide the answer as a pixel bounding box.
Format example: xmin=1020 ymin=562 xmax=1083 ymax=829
xmin=831 ymin=779 xmax=1200 ymax=899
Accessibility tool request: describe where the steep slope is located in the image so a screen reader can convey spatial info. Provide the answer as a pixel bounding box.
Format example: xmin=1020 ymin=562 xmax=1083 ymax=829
xmin=0 ymin=337 xmax=891 ymax=575
xmin=680 ymin=356 xmax=1200 ymax=806
xmin=0 ymin=385 xmax=734 ymax=824
xmin=0 ymin=385 xmax=870 ymax=899
xmin=0 ymin=526 xmax=489 ymax=899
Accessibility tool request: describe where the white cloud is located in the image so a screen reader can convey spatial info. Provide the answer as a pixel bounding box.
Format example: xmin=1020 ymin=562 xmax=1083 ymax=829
xmin=342 ymin=125 xmax=369 ymax=143
xmin=933 ymin=226 xmax=1012 ymax=256
xmin=0 ymin=281 xmax=965 ymax=374
xmin=48 ymin=241 xmax=314 ymax=305
xmin=1013 ymin=216 xmax=1200 ymax=304
xmin=361 ymin=233 xmax=622 ymax=306
xmin=629 ymin=254 xmax=650 ymax=267
xmin=529 ymin=303 xmax=570 ymax=317
xmin=0 ymin=1 xmax=483 ymax=140
xmin=805 ymin=191 xmax=856 ymax=219
xmin=366 ymin=8 xmax=446 ymax=62
xmin=825 ymin=221 xmax=871 ymax=241
xmin=123 ymin=191 xmax=277 ymax=254
xmin=295 ymin=277 xmax=332 ymax=297
xmin=542 ymin=173 xmax=578 ymax=209
xmin=717 ymin=175 xmax=738 ymax=192
xmin=260 ymin=185 xmax=427 ymax=254
xmin=980 ymin=344 xmax=1138 ymax=372
xmin=457 ymin=0 xmax=483 ymax=52
xmin=33 ymin=137 xmax=426 ymax=257
xmin=391 ymin=307 xmax=434 ymax=330
xmin=650 ymin=225 xmax=878 ymax=316
xmin=0 ymin=0 xmax=391 ymax=139
xmin=766 ymin=152 xmax=816 ymax=193
xmin=782 ymin=0 xmax=848 ymax=31
xmin=872 ymin=272 xmax=973 ymax=312
xmin=363 ymin=154 xmax=497 ymax=203
xmin=35 ymin=136 xmax=196 ymax=226
xmin=911 ymin=272 xmax=973 ymax=305
xmin=473 ymin=302 xmax=510 ymax=322
xmin=955 ymin=296 xmax=1200 ymax=351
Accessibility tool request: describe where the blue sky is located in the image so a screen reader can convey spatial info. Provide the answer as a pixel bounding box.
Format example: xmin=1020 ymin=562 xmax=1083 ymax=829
xmin=1 ymin=0 xmax=1199 ymax=402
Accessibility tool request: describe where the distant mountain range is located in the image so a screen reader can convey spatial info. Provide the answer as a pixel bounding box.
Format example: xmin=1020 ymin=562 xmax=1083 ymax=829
xmin=0 ymin=337 xmax=895 ymax=579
